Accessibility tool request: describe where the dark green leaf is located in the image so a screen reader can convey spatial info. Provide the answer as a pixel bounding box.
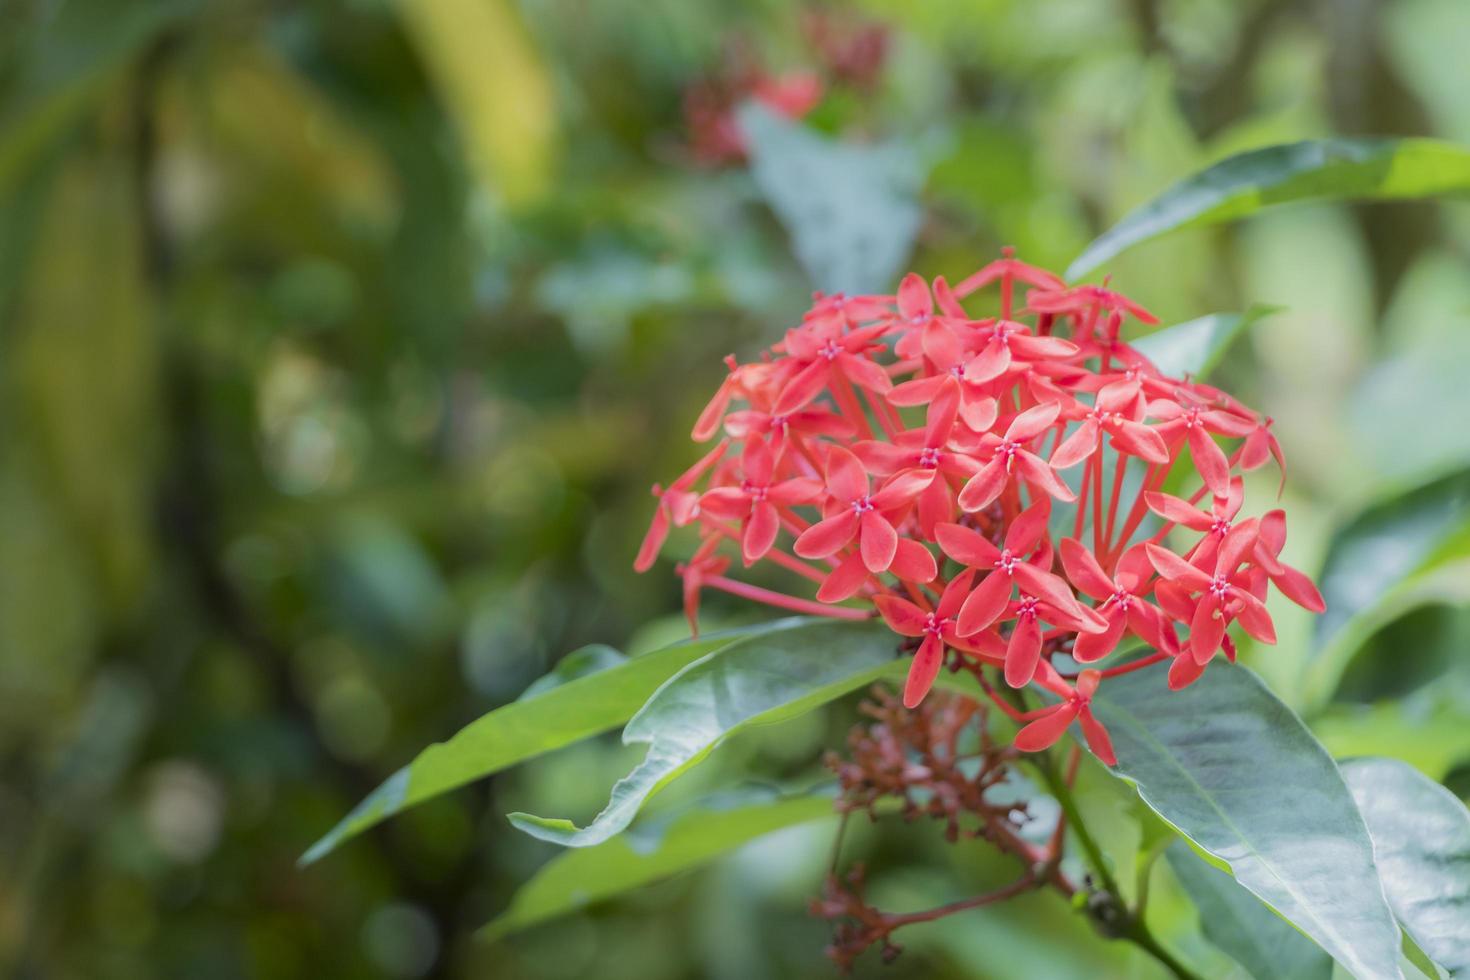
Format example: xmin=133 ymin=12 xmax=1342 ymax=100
xmin=1068 ymin=139 xmax=1470 ymax=279
xmin=1166 ymin=841 xmax=1332 ymax=980
xmin=1308 ymin=470 xmax=1470 ymax=705
xmin=484 ymin=787 xmax=835 ymax=939
xmin=509 ymin=618 xmax=898 ymax=847
xmin=0 ymin=0 xmax=199 ymax=196
xmin=1091 ymin=663 xmax=1403 ymax=979
xmin=301 ymin=618 xmax=815 ymax=864
xmin=739 ymin=103 xmax=924 ymax=295
xmin=1343 ymin=757 xmax=1470 ymax=977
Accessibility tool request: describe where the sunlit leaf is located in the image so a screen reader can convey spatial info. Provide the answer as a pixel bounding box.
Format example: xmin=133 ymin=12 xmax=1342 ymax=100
xmin=484 ymin=787 xmax=835 ymax=939
xmin=509 ymin=619 xmax=898 ymax=847
xmin=1069 ymin=139 xmax=1470 ymax=279
xmin=301 ymin=618 xmax=817 ymax=864
xmin=1308 ymin=470 xmax=1470 ymax=706
xmin=392 ymin=0 xmax=558 ymax=206
xmin=1090 ymin=663 xmax=1403 ymax=979
xmin=739 ymin=103 xmax=925 ymax=295
xmin=1343 ymin=757 xmax=1470 ymax=978
xmin=1166 ymin=841 xmax=1332 ymax=980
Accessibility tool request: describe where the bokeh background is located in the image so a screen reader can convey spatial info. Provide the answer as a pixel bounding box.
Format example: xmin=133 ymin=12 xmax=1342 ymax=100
xmin=4 ymin=0 xmax=1470 ymax=977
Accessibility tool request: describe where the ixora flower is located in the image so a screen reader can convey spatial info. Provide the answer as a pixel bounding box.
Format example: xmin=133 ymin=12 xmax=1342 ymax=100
xmin=636 ymin=254 xmax=1325 ymax=766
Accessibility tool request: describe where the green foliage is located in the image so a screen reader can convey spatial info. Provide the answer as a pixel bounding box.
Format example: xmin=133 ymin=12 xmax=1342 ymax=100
xmin=1069 ymin=139 xmax=1470 ymax=279
xmin=739 ymin=103 xmax=926 ymax=295
xmin=1129 ymin=306 xmax=1277 ymax=380
xmin=7 ymin=2 xmax=1470 ymax=978
xmin=1309 ymin=470 xmax=1470 ymax=705
xmin=1343 ymin=757 xmax=1470 ymax=978
xmin=1165 ymin=841 xmax=1332 ymax=980
xmin=485 ymin=787 xmax=835 ymax=939
xmin=303 ymin=621 xmax=807 ymax=863
xmin=508 ymin=619 xmax=899 ymax=846
xmin=1090 ymin=663 xmax=1402 ymax=978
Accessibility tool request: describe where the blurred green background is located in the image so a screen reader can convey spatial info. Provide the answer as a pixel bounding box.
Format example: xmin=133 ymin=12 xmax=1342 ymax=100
xmin=3 ymin=0 xmax=1470 ymax=977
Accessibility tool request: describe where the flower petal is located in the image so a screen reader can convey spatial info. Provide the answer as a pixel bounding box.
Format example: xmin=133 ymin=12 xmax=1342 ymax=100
xmin=824 ymin=445 xmax=869 ymax=502
xmin=957 ymin=570 xmax=1012 ymax=635
xmin=1013 ymin=703 xmax=1080 ymax=753
xmin=890 ymin=538 xmax=939 ymax=584
xmin=1077 ymin=708 xmax=1117 ymax=765
xmin=1190 ymin=600 xmax=1224 ymax=664
xmin=794 ymin=509 xmax=859 ymax=559
xmin=743 ymin=501 xmax=780 ymax=564
xmin=860 ymin=510 xmax=898 ymax=572
xmin=1049 ymin=418 xmax=1099 ymax=470
xmin=1005 ymin=400 xmax=1062 ymax=443
xmin=1059 ymin=537 xmax=1114 ymax=600
xmin=1186 ymin=425 xmax=1230 ymax=497
xmin=1073 ymin=604 xmax=1127 ymax=662
xmin=896 ymin=272 xmax=932 ymax=320
xmin=957 ymin=457 xmax=1009 ymax=512
xmin=902 ymin=634 xmax=945 ymax=708
xmin=935 ymin=522 xmax=1001 ymax=568
xmin=874 ymin=594 xmax=928 ymax=636
xmin=936 ymin=567 xmax=977 ymax=620
xmin=1005 ymin=615 xmax=1043 ymax=687
xmin=817 ymin=551 xmax=870 ymax=602
xmin=634 ymin=506 xmax=670 ymax=572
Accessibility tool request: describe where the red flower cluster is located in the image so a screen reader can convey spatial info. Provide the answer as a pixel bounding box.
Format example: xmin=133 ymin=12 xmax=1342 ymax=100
xmin=636 ymin=252 xmax=1325 ymax=765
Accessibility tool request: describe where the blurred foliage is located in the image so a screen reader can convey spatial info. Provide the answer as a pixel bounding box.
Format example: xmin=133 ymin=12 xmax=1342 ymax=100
xmin=2 ymin=0 xmax=1469 ymax=978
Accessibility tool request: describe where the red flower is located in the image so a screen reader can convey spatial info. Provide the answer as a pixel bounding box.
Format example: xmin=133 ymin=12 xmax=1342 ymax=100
xmin=1060 ymin=540 xmax=1175 ymax=662
xmin=697 ymin=438 xmax=822 ymax=564
xmin=794 ymin=446 xmax=933 ymax=573
xmin=876 ymin=570 xmax=983 ymax=708
xmin=1147 ymin=520 xmax=1275 ymax=668
xmin=957 ymin=402 xmax=1075 ymax=512
xmin=636 ymin=249 xmax=1325 ymax=766
xmin=1014 ymin=669 xmax=1116 ymax=765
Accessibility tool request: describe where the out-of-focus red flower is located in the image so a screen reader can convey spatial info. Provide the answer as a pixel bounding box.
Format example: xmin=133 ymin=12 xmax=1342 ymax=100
xmin=635 ymin=252 xmax=1325 ymax=764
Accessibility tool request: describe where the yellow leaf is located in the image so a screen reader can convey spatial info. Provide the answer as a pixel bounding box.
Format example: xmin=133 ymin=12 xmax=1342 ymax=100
xmin=394 ymin=0 xmax=558 ymax=206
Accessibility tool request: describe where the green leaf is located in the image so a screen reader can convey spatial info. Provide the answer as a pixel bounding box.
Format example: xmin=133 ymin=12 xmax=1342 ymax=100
xmin=1068 ymin=139 xmax=1470 ymax=280
xmin=738 ymin=103 xmax=925 ymax=295
xmin=1090 ymin=663 xmax=1403 ymax=980
xmin=484 ymin=787 xmax=835 ymax=940
xmin=391 ymin=0 xmax=558 ymax=206
xmin=509 ymin=618 xmax=898 ymax=847
xmin=1308 ymin=470 xmax=1470 ymax=706
xmin=1129 ymin=305 xmax=1277 ymax=380
xmin=1166 ymin=841 xmax=1333 ymax=980
xmin=1343 ymin=757 xmax=1470 ymax=977
xmin=517 ymin=644 xmax=626 ymax=701
xmin=301 ymin=618 xmax=815 ymax=865
xmin=0 ymin=0 xmax=199 ymax=196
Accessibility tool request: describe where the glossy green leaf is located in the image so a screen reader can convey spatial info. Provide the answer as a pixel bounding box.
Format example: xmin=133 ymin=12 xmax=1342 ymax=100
xmin=1166 ymin=841 xmax=1332 ymax=980
xmin=1069 ymin=139 xmax=1470 ymax=279
xmin=1091 ymin=663 xmax=1403 ymax=980
xmin=509 ymin=618 xmax=898 ymax=847
xmin=1130 ymin=305 xmax=1277 ymax=380
xmin=484 ymin=787 xmax=835 ymax=939
xmin=1308 ymin=470 xmax=1470 ymax=706
xmin=739 ymin=103 xmax=925 ymax=295
xmin=301 ymin=618 xmax=815 ymax=864
xmin=1343 ymin=757 xmax=1470 ymax=977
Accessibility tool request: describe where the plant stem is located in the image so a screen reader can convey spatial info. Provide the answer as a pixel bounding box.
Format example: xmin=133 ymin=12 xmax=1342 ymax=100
xmin=1034 ymin=750 xmax=1204 ymax=980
